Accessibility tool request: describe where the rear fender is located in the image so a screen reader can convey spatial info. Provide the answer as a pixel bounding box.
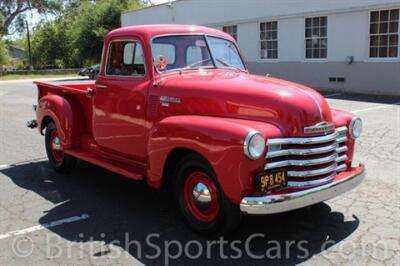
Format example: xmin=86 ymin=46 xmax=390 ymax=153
xmin=147 ymin=115 xmax=281 ymax=204
xmin=36 ymin=94 xmax=80 ymax=149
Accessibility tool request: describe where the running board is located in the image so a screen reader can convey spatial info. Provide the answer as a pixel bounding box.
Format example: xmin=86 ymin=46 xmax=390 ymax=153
xmin=65 ymin=150 xmax=145 ymax=180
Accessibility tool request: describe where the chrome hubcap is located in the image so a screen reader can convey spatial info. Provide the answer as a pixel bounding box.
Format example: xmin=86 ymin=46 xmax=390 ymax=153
xmin=192 ymin=182 xmax=212 ymax=210
xmin=52 ymin=137 xmax=62 ymax=151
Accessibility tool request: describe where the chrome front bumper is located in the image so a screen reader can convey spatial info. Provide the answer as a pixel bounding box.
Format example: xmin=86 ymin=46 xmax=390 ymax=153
xmin=240 ymin=164 xmax=365 ymax=215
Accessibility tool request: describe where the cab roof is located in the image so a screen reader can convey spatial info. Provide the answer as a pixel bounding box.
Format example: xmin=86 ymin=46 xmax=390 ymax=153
xmin=106 ymin=24 xmax=234 ymax=42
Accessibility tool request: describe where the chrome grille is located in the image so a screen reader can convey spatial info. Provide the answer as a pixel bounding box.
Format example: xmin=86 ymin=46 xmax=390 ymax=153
xmin=265 ymin=127 xmax=348 ymax=188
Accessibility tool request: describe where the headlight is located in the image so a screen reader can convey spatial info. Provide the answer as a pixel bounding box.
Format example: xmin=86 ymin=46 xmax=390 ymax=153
xmin=349 ymin=117 xmax=362 ymax=138
xmin=244 ymin=131 xmax=266 ymax=160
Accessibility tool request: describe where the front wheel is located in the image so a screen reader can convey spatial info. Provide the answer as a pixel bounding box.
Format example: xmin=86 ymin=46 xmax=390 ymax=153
xmin=45 ymin=122 xmax=77 ymax=173
xmin=174 ymin=154 xmax=242 ymax=235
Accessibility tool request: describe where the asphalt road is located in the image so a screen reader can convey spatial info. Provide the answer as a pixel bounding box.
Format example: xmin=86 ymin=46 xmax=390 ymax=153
xmin=0 ymin=78 xmax=399 ymax=265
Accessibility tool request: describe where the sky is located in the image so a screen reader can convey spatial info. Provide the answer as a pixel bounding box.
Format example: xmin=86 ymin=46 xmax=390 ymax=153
xmin=151 ymin=0 xmax=174 ymax=4
xmin=8 ymin=0 xmax=175 ymax=40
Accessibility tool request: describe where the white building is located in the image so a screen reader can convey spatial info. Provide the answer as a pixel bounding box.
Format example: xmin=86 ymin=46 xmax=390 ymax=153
xmin=122 ymin=0 xmax=400 ymax=96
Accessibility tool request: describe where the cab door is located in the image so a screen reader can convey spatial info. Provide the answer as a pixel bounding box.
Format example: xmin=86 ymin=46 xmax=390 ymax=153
xmin=93 ymin=39 xmax=150 ymax=163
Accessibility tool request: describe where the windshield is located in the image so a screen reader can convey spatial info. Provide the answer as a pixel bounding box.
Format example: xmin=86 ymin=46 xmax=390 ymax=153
xmin=152 ymin=35 xmax=246 ymax=72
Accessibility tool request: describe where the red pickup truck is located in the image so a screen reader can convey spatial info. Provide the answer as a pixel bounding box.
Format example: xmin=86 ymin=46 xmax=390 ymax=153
xmin=28 ymin=25 xmax=365 ymax=235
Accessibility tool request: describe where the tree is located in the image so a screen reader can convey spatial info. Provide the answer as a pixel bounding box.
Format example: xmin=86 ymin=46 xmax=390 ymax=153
xmin=29 ymin=0 xmax=144 ymax=68
xmin=0 ymin=39 xmax=9 ymax=65
xmin=67 ymin=0 xmax=140 ymax=66
xmin=30 ymin=18 xmax=70 ymax=67
xmin=0 ymin=0 xmax=62 ymax=36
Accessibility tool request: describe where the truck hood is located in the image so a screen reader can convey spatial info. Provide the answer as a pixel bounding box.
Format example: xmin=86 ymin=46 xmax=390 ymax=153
xmin=157 ymin=69 xmax=333 ymax=136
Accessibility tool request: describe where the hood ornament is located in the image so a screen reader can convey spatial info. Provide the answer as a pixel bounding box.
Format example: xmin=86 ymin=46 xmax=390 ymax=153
xmin=304 ymin=121 xmax=335 ymax=134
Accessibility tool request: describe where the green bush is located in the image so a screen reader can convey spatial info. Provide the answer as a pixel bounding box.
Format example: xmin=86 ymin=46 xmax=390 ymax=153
xmin=0 ymin=39 xmax=9 ymax=65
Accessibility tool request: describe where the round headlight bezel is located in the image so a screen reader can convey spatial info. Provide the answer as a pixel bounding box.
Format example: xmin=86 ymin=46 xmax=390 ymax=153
xmin=244 ymin=131 xmax=266 ymax=160
xmin=349 ymin=117 xmax=362 ymax=139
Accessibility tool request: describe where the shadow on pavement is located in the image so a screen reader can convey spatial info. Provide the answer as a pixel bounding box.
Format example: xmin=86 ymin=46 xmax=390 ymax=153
xmin=1 ymin=161 xmax=360 ymax=265
xmin=320 ymin=91 xmax=400 ymax=105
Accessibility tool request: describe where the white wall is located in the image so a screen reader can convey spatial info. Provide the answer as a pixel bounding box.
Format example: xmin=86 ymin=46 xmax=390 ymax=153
xmin=121 ymin=0 xmax=400 ymax=95
xmin=231 ymin=11 xmax=372 ymax=62
xmin=122 ymin=0 xmax=400 ymax=27
xmin=327 ymin=11 xmax=369 ymax=62
xmin=122 ymin=0 xmax=400 ymax=62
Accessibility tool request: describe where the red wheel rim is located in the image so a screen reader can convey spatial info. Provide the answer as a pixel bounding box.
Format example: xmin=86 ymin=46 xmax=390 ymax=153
xmin=49 ymin=129 xmax=64 ymax=162
xmin=184 ymin=171 xmax=220 ymax=223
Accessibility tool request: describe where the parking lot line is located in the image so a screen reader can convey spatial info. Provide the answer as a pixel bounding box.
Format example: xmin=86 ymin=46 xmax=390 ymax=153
xmin=0 ymin=214 xmax=89 ymax=240
xmin=351 ymin=102 xmax=400 ymax=113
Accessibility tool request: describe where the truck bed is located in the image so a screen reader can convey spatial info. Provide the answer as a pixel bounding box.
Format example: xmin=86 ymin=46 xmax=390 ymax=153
xmin=34 ymin=80 xmax=95 ymax=135
xmin=34 ymin=80 xmax=95 ymax=95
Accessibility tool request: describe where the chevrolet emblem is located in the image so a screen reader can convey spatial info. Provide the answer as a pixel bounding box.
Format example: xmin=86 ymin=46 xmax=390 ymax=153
xmin=304 ymin=122 xmax=335 ymax=134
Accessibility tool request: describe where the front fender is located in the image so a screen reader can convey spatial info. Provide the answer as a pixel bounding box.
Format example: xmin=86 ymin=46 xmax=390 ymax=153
xmin=36 ymin=94 xmax=78 ymax=149
xmin=147 ymin=115 xmax=281 ymax=204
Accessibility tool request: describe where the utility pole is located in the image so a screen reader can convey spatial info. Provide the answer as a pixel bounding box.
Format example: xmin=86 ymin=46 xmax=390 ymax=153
xmin=26 ymin=20 xmax=33 ymax=70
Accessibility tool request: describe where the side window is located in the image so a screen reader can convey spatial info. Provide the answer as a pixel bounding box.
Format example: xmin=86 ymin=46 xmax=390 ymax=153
xmin=106 ymin=41 xmax=145 ymax=76
xmin=186 ymin=45 xmax=203 ymax=65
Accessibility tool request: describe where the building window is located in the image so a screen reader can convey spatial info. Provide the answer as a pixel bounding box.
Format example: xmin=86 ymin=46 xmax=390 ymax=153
xmin=369 ymin=9 xmax=399 ymax=58
xmin=222 ymin=25 xmax=238 ymax=40
xmin=305 ymin=16 xmax=328 ymax=59
xmin=260 ymin=21 xmax=278 ymax=59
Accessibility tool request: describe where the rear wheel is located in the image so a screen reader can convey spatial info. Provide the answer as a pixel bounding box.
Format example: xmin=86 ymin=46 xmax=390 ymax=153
xmin=174 ymin=154 xmax=242 ymax=235
xmin=45 ymin=122 xmax=77 ymax=173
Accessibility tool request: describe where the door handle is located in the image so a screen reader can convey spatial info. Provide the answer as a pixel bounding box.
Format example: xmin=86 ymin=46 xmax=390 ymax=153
xmin=86 ymin=88 xmax=95 ymax=97
xmin=96 ymin=84 xmax=108 ymax=89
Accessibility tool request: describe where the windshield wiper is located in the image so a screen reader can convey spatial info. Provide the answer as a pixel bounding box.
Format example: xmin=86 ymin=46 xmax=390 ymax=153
xmin=215 ymin=58 xmax=246 ymax=72
xmin=179 ymin=58 xmax=214 ymax=71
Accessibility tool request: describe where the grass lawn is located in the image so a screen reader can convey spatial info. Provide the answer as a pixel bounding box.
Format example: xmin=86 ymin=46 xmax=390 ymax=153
xmin=0 ymin=73 xmax=81 ymax=81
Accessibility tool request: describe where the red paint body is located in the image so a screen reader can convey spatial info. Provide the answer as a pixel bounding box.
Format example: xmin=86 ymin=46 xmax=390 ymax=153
xmin=34 ymin=25 xmax=360 ymax=205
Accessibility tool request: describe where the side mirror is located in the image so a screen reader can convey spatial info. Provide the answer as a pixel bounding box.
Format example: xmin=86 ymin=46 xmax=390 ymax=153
xmin=154 ymin=55 xmax=168 ymax=72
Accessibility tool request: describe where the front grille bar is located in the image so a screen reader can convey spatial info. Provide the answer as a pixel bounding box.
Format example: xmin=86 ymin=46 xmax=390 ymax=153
xmin=288 ymin=173 xmax=336 ymax=188
xmin=267 ymin=142 xmax=339 ymax=158
xmin=267 ymin=126 xmax=347 ymax=146
xmin=265 ymin=153 xmax=338 ymax=169
xmin=264 ymin=126 xmax=349 ymax=182
xmin=288 ymin=163 xmax=337 ymax=177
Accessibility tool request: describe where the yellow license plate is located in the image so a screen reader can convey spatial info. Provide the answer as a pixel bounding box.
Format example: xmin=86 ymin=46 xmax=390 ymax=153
xmin=257 ymin=170 xmax=288 ymax=192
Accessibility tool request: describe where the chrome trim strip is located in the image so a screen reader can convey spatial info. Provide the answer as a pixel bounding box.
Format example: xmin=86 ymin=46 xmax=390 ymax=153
xmin=240 ymin=164 xmax=365 ymax=214
xmin=265 ymin=153 xmax=338 ymax=170
xmin=288 ymin=173 xmax=336 ymax=188
xmin=301 ymin=89 xmax=324 ymax=121
xmin=336 ymin=136 xmax=348 ymax=143
xmin=95 ymin=84 xmax=108 ymax=89
xmin=288 ymin=163 xmax=337 ymax=177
